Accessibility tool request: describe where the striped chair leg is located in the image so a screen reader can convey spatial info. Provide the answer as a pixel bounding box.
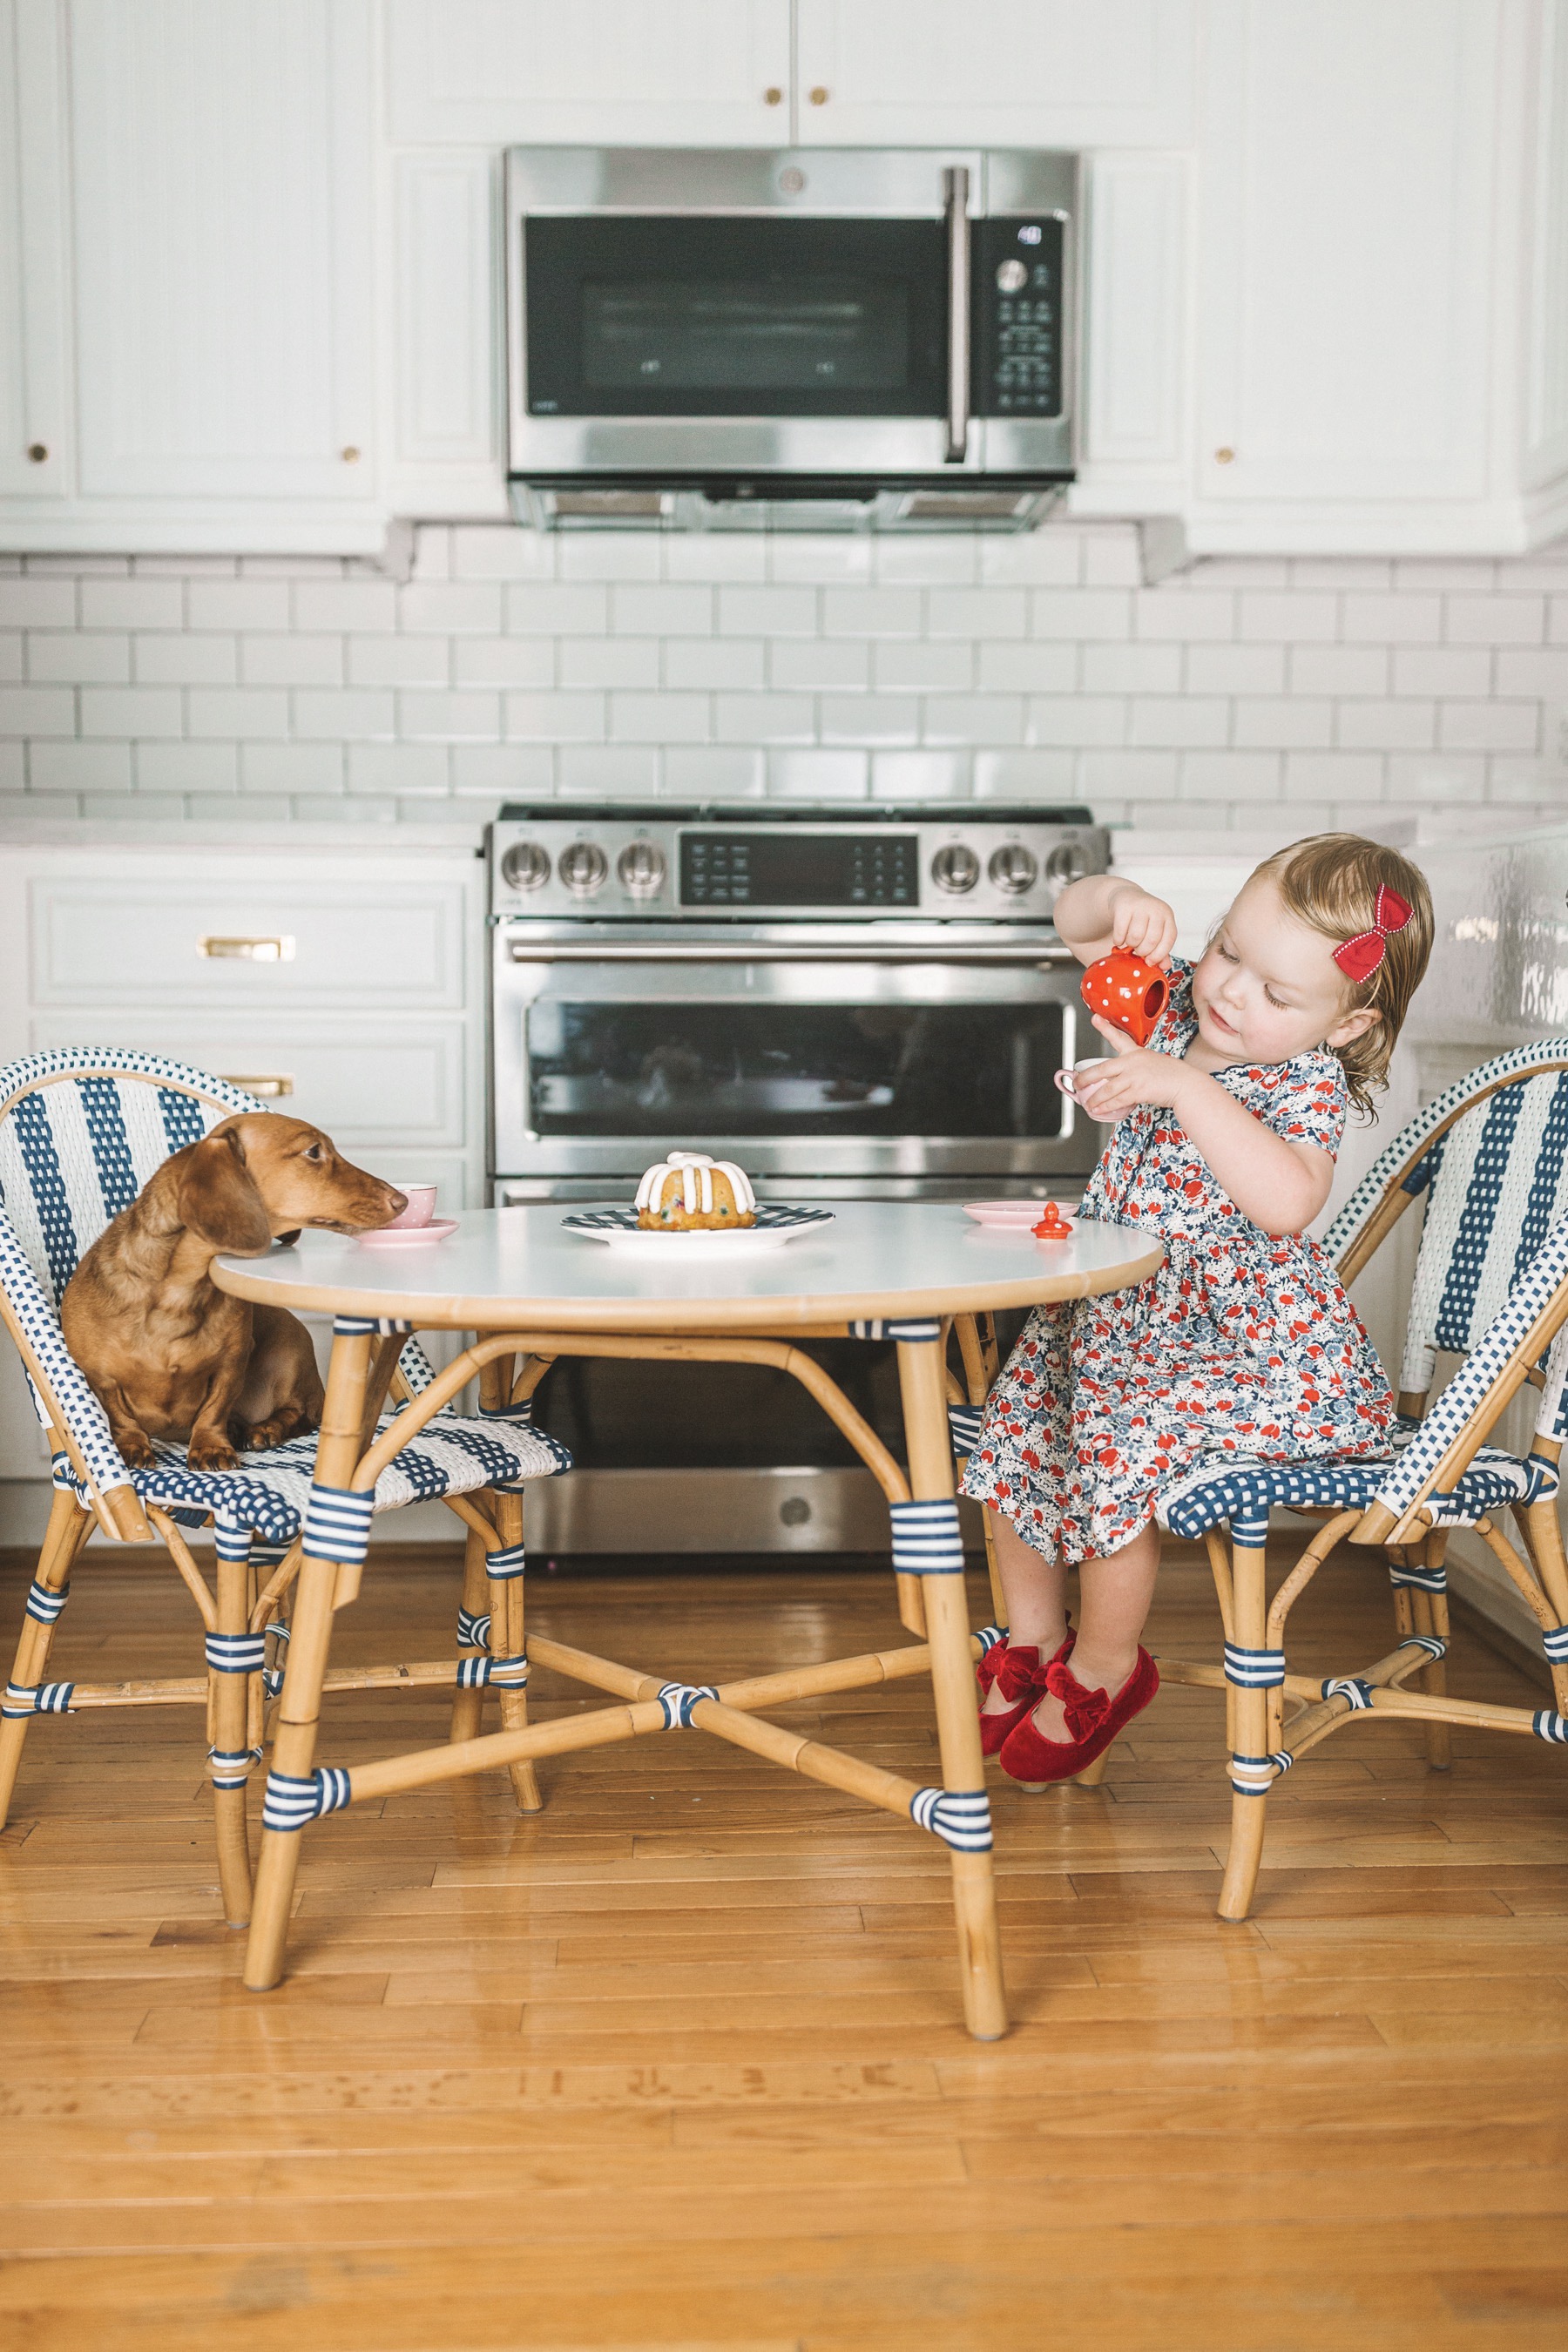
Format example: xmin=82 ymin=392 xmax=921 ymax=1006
xmin=1413 ymin=1535 xmax=1451 ymax=1772
xmin=209 ymin=1535 xmax=256 ymax=1928
xmin=1218 ymin=1540 xmax=1273 ymax=1923
xmin=490 ymin=1490 xmax=542 ymax=1814
xmin=0 ymin=1489 xmax=91 ymax=1828
xmin=449 ymin=1523 xmax=490 ymax=1747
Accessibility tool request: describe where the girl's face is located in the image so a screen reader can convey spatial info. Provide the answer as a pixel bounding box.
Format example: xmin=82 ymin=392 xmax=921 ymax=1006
xmin=1189 ymin=875 xmax=1376 ymax=1067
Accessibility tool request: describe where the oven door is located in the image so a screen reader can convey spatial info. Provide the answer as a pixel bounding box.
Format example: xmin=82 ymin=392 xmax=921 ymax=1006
xmin=491 ymin=939 xmax=1092 ymax=1192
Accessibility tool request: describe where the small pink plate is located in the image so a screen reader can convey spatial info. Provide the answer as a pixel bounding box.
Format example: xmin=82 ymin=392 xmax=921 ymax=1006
xmin=356 ymin=1217 xmax=459 ymax=1248
xmin=963 ymin=1200 xmax=1071 ymax=1229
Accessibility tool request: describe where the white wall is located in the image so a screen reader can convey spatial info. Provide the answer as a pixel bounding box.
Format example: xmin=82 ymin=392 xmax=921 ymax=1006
xmin=2 ymin=520 xmax=1566 ymax=833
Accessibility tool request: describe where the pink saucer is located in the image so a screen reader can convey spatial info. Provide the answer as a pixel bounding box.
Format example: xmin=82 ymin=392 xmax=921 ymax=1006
xmin=356 ymin=1217 xmax=458 ymax=1248
xmin=963 ymin=1200 xmax=1073 ymax=1229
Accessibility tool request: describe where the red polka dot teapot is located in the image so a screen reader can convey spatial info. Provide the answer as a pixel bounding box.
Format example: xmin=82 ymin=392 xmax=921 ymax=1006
xmin=1080 ymin=950 xmax=1169 ymax=1046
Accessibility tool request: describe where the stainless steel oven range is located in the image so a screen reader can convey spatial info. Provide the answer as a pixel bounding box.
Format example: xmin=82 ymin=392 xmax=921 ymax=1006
xmin=489 ymin=801 xmax=1110 ymax=1553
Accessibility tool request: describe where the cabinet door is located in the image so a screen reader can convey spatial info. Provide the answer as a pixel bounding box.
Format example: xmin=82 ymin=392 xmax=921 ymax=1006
xmin=0 ymin=0 xmax=69 ymax=498
xmin=68 ymin=0 xmax=375 ymax=501
xmin=1198 ymin=0 xmax=1496 ymax=508
xmin=794 ymin=0 xmax=1193 ymax=146
xmin=387 ymin=0 xmax=792 ymax=145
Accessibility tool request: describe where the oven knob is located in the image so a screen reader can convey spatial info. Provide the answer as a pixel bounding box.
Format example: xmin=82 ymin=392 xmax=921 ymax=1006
xmin=617 ymin=839 xmax=666 ymax=897
xmin=501 ymin=840 xmax=551 ymax=892
xmin=1045 ymin=840 xmax=1092 ymax=889
xmin=988 ymin=843 xmax=1038 ymax=896
xmin=558 ymin=841 xmax=608 ymax=895
xmin=996 ymin=258 xmax=1030 ymax=294
xmin=931 ymin=842 xmax=980 ymax=895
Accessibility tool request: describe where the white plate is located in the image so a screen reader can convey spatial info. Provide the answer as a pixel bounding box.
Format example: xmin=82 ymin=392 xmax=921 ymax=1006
xmin=563 ymin=1205 xmax=834 ymax=1255
xmin=963 ymin=1200 xmax=1076 ymax=1229
xmin=356 ymin=1217 xmax=459 ymax=1248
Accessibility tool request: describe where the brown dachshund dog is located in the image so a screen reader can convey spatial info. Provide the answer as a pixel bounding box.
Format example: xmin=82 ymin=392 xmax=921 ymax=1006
xmin=60 ymin=1115 xmax=406 ymax=1474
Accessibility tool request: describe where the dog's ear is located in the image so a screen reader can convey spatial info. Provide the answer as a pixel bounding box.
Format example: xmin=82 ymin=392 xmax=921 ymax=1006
xmin=177 ymin=1125 xmax=273 ymax=1254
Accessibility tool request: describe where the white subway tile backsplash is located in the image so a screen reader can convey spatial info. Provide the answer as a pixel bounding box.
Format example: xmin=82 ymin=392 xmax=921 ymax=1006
xmin=2 ymin=523 xmax=1560 ymax=831
xmin=560 ymin=637 xmax=660 ymax=689
xmin=666 ymin=639 xmax=767 ymax=691
xmin=243 ymin=633 xmax=346 ymax=687
xmin=293 ymin=581 xmax=398 ymax=633
xmin=133 ymin=634 xmax=237 ymax=686
xmin=79 ymin=686 xmax=182 ymax=739
xmin=769 ymin=639 xmax=869 ymax=691
xmin=29 ymin=632 xmax=131 ymax=684
xmin=186 ymin=581 xmax=289 ymax=632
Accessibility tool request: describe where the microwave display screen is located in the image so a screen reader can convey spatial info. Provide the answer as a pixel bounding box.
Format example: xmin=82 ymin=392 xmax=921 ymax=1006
xmin=526 ymin=216 xmax=947 ymax=418
xmin=582 ymin=277 xmax=909 ymax=395
xmin=680 ymin=832 xmax=917 ymax=909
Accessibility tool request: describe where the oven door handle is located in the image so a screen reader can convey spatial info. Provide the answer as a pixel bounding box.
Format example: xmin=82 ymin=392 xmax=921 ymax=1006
xmin=506 ymin=939 xmax=1075 ymax=967
xmin=943 ymin=163 xmax=970 ymax=463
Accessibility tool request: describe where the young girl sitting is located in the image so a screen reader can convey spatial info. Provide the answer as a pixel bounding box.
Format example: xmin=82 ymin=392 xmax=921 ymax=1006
xmin=962 ymin=832 xmax=1433 ymax=1786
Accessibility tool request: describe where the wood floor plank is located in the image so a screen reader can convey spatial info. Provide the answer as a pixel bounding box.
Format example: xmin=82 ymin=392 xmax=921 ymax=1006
xmin=0 ymin=1538 xmax=1562 ymax=2349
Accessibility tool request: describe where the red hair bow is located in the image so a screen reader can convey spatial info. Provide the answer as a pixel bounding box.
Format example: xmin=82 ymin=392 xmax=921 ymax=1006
xmin=1333 ymin=884 xmax=1412 ymax=983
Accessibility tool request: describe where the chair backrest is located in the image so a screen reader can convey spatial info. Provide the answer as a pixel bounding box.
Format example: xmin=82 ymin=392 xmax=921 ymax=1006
xmin=0 ymin=1051 xmax=270 ymax=1501
xmin=1322 ymin=1041 xmax=1568 ymax=1405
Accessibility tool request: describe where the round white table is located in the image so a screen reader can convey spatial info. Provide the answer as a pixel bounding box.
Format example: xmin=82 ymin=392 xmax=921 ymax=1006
xmin=214 ymin=1203 xmax=1163 ymax=2039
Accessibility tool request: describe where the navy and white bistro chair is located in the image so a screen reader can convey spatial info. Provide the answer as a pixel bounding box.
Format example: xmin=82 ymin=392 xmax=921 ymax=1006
xmin=0 ymin=1050 xmax=571 ymax=1928
xmin=1152 ymin=1038 xmax=1568 ymax=1919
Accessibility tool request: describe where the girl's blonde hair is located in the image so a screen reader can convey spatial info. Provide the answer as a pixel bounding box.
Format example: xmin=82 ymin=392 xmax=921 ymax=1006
xmin=1254 ymin=833 xmax=1433 ymax=1117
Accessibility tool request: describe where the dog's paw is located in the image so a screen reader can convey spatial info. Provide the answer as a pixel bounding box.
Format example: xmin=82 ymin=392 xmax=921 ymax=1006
xmin=186 ymin=1438 xmax=239 ymax=1474
xmin=118 ymin=1431 xmax=158 ymax=1470
xmin=238 ymin=1419 xmax=284 ymax=1453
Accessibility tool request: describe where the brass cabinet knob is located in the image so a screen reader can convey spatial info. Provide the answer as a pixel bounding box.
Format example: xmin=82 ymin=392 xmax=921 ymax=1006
xmin=808 ymin=84 xmax=829 ymax=105
xmin=763 ymin=85 xmax=782 ymax=105
xmin=341 ymin=445 xmax=361 ymax=463
xmin=26 ymin=443 xmax=47 ymax=463
xmin=1214 ymin=446 xmax=1236 ymax=464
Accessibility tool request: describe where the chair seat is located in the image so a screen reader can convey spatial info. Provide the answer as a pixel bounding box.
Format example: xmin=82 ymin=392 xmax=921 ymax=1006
xmin=52 ymin=1408 xmax=571 ymax=1546
xmin=1156 ymin=1443 xmax=1556 ymax=1544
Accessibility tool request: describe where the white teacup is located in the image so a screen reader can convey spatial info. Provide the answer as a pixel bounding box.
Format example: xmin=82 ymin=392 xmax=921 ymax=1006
xmin=384 ymin=1182 xmax=437 ymax=1230
xmin=1054 ymin=1058 xmax=1118 ymax=1120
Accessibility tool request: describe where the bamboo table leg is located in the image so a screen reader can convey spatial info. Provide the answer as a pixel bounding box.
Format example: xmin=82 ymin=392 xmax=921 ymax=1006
xmin=897 ymin=1334 xmax=1008 ymax=2042
xmin=244 ymin=1325 xmax=372 ymax=1992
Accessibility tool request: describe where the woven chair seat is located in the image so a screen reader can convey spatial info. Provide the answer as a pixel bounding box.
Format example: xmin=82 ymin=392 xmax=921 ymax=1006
xmin=48 ymin=1407 xmax=571 ymax=1547
xmin=1156 ymin=1442 xmax=1556 ymax=1546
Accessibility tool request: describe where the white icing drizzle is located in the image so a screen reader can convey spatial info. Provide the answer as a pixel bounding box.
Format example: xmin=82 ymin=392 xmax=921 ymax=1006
xmin=635 ymin=1151 xmax=757 ymax=1218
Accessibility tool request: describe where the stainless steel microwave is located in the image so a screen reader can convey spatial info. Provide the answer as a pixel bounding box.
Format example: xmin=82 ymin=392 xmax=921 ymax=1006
xmin=504 ymin=146 xmax=1078 ymax=532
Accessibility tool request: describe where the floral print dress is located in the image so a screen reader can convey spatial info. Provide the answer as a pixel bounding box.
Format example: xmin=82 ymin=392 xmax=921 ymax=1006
xmin=960 ymin=957 xmax=1394 ymax=1564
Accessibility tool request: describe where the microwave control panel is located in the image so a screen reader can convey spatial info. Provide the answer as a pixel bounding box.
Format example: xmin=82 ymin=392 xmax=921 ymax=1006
xmin=975 ymin=215 xmax=1065 ymax=420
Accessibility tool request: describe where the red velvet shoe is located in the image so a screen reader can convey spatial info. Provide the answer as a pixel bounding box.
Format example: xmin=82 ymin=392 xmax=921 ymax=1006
xmin=977 ymin=1626 xmax=1074 ymax=1758
xmin=998 ymin=1646 xmax=1159 ymax=1787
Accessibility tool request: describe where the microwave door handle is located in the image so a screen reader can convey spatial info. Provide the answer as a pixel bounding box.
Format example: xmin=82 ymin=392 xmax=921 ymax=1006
xmin=943 ymin=165 xmax=970 ymax=463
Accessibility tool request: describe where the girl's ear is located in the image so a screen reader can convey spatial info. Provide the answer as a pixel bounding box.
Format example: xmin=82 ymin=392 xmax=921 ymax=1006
xmin=1325 ymin=1006 xmax=1379 ymax=1051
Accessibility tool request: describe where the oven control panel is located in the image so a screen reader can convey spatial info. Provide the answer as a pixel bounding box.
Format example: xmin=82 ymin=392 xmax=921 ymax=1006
xmin=490 ymin=807 xmax=1108 ymax=923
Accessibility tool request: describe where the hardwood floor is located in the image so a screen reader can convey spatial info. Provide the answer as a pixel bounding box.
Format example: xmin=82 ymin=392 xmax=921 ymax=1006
xmin=0 ymin=1535 xmax=1565 ymax=2351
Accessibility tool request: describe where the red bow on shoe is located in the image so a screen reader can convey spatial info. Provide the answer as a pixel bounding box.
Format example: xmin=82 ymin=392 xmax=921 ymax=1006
xmin=1332 ymin=884 xmax=1412 ymax=983
xmin=1044 ymin=1656 xmax=1111 ymax=1742
xmin=994 ymin=1646 xmax=1053 ymax=1704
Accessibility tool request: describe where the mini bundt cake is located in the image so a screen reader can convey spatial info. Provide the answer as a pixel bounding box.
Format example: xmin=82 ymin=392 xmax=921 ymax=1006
xmin=635 ymin=1151 xmax=757 ymax=1231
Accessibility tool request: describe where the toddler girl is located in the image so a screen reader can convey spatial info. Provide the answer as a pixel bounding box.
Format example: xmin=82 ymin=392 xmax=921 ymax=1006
xmin=962 ymin=832 xmax=1433 ymax=1784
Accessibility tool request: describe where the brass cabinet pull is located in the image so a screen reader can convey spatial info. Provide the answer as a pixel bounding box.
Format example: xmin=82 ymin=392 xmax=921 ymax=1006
xmin=198 ymin=936 xmax=295 ymax=962
xmin=220 ymin=1074 xmax=294 ymax=1098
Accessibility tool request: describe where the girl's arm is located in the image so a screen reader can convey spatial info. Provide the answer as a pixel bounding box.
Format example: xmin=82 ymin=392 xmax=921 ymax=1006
xmin=1078 ymin=1024 xmax=1335 ymax=1235
xmin=1053 ymin=875 xmax=1179 ymax=970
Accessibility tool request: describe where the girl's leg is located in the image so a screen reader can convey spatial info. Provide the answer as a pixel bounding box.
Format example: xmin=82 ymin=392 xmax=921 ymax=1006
xmin=979 ymin=1510 xmax=1069 ymax=1717
xmin=1027 ymin=1520 xmax=1160 ymax=1740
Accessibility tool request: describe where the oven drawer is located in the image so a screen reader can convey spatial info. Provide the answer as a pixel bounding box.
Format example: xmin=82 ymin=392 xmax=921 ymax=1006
xmin=30 ymin=878 xmax=466 ymax=1010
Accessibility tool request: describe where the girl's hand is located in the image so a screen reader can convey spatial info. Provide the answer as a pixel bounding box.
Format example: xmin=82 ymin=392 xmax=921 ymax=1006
xmin=1075 ymin=1017 xmax=1193 ymax=1119
xmin=1107 ymin=884 xmax=1179 ymax=969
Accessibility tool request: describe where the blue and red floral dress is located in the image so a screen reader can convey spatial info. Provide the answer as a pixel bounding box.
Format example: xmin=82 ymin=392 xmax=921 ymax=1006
xmin=960 ymin=957 xmax=1394 ymax=1564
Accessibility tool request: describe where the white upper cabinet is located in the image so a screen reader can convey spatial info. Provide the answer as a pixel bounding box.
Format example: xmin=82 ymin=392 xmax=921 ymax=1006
xmin=793 ymin=0 xmax=1193 ymax=148
xmin=0 ymin=0 xmax=70 ymax=502
xmin=66 ymin=0 xmax=377 ymax=530
xmin=1191 ymin=0 xmax=1510 ymax=550
xmin=387 ymin=0 xmax=792 ymax=146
